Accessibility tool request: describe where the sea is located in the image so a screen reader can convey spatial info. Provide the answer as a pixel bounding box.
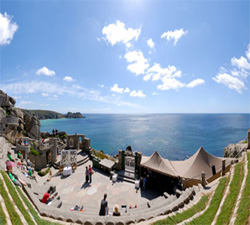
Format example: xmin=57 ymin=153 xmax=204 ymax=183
xmin=40 ymin=114 xmax=250 ymax=160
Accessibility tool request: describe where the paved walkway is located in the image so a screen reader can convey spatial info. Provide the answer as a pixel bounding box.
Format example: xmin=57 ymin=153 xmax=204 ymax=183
xmin=48 ymin=164 xmax=161 ymax=211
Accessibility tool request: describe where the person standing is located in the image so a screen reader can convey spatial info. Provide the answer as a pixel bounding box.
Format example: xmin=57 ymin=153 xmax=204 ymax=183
xmin=99 ymin=193 xmax=109 ymax=216
xmin=88 ymin=165 xmax=92 ymax=183
xmin=85 ymin=166 xmax=89 ymax=183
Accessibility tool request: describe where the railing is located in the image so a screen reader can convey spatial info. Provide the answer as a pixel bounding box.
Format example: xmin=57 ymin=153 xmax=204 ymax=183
xmin=16 ymin=144 xmax=30 ymax=152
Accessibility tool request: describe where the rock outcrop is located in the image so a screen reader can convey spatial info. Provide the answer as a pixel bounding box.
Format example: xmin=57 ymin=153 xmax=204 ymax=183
xmin=0 ymin=90 xmax=41 ymax=143
xmin=65 ymin=112 xmax=84 ymax=118
xmin=224 ymin=141 xmax=248 ymax=158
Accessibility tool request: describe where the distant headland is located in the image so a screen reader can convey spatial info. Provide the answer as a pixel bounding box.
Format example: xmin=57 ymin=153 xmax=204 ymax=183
xmin=21 ymin=109 xmax=85 ymax=120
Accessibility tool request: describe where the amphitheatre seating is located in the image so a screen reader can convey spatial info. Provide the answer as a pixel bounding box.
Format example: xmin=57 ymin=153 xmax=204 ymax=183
xmin=20 ymin=163 xmax=196 ymax=225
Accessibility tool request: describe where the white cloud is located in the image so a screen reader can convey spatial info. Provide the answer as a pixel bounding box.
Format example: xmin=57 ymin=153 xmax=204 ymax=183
xmin=0 ymin=12 xmax=18 ymax=45
xmin=212 ymin=73 xmax=245 ymax=93
xmin=124 ymin=50 xmax=149 ymax=75
xmin=36 ymin=67 xmax=55 ymax=76
xmin=17 ymin=101 xmax=32 ymax=107
xmin=143 ymin=73 xmax=153 ymax=81
xmin=126 ymin=42 xmax=132 ymax=48
xmin=41 ymin=93 xmax=49 ymax=97
xmin=147 ymin=63 xmax=182 ymax=81
xmin=213 ymin=44 xmax=250 ymax=93
xmin=0 ymin=80 xmax=140 ymax=108
xmin=99 ymin=84 xmax=104 ymax=88
xmin=161 ymin=28 xmax=188 ymax=46
xmin=157 ymin=78 xmax=185 ymax=90
xmin=186 ymin=79 xmax=205 ymax=88
xmin=102 ymin=20 xmax=141 ymax=47
xmin=147 ymin=38 xmax=155 ymax=49
xmin=246 ymin=44 xmax=250 ymax=61
xmin=152 ymin=92 xmax=158 ymax=96
xmin=63 ymin=76 xmax=75 ymax=82
xmin=231 ymin=56 xmax=250 ymax=70
xmin=124 ymin=87 xmax=130 ymax=93
xmin=110 ymin=84 xmax=124 ymax=93
xmin=130 ymin=90 xmax=146 ymax=98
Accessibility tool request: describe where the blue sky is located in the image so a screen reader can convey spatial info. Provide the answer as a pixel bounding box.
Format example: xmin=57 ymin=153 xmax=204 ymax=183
xmin=0 ymin=0 xmax=249 ymax=113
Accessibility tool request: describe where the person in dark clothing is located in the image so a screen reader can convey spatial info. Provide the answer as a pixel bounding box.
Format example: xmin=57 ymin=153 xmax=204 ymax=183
xmin=85 ymin=166 xmax=89 ymax=183
xmin=99 ymin=193 xmax=109 ymax=216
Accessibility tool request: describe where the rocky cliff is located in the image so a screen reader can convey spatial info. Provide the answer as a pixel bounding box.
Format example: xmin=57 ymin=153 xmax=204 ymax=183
xmin=0 ymin=90 xmax=41 ymax=143
xmin=65 ymin=112 xmax=84 ymax=118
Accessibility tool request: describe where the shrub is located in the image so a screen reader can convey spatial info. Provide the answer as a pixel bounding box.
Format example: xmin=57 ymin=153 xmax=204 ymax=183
xmin=38 ymin=168 xmax=50 ymax=176
xmin=30 ymin=146 xmax=40 ymax=156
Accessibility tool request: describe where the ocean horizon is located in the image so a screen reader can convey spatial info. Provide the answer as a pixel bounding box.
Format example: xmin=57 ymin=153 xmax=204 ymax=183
xmin=40 ymin=113 xmax=250 ymax=160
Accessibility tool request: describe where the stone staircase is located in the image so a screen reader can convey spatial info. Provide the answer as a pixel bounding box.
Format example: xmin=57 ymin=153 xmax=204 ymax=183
xmin=117 ymin=169 xmax=136 ymax=184
xmin=53 ymin=149 xmax=90 ymax=169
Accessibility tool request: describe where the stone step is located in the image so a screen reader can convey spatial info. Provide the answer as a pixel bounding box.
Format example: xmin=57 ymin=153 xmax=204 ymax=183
xmin=118 ymin=176 xmax=135 ymax=184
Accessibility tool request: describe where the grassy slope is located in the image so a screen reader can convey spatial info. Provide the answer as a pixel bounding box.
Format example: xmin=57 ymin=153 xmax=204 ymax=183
xmin=188 ymin=176 xmax=228 ymax=225
xmin=0 ymin=201 xmax=6 ymax=225
xmin=153 ymin=195 xmax=209 ymax=225
xmin=0 ymin=170 xmax=60 ymax=225
xmin=0 ymin=175 xmax=22 ymax=225
xmin=216 ymin=162 xmax=244 ymax=225
xmin=235 ymin=152 xmax=250 ymax=225
xmin=0 ymin=171 xmax=35 ymax=225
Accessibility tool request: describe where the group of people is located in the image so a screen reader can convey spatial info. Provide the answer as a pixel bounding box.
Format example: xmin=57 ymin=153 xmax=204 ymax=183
xmin=99 ymin=193 xmax=121 ymax=216
xmin=6 ymin=150 xmax=37 ymax=186
xmin=85 ymin=165 xmax=93 ymax=183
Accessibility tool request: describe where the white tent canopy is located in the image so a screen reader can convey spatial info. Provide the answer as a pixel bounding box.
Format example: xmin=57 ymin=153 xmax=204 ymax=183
xmin=141 ymin=147 xmax=232 ymax=180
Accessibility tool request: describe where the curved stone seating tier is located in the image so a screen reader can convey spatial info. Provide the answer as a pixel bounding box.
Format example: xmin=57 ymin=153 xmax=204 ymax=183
xmin=22 ymin=179 xmax=196 ymax=225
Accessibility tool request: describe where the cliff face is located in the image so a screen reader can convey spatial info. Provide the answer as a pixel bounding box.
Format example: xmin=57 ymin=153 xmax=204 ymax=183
xmin=0 ymin=90 xmax=41 ymax=142
xmin=21 ymin=109 xmax=64 ymax=120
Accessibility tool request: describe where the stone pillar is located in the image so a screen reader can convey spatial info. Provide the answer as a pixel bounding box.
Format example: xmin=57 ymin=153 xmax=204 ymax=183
xmin=222 ymin=160 xmax=226 ymax=176
xmin=135 ymin=152 xmax=138 ymax=179
xmin=201 ymin=171 xmax=206 ymax=187
xmin=137 ymin=152 xmax=142 ymax=179
xmin=118 ymin=150 xmax=123 ymax=170
xmin=122 ymin=150 xmax=125 ymax=170
xmin=66 ymin=136 xmax=70 ymax=149
xmin=51 ymin=138 xmax=57 ymax=163
xmin=248 ymin=129 xmax=250 ymax=149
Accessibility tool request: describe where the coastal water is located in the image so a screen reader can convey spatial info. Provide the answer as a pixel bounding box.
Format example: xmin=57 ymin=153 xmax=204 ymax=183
xmin=40 ymin=114 xmax=249 ymax=160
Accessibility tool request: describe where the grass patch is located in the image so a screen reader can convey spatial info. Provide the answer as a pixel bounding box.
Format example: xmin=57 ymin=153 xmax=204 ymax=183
xmin=216 ymin=162 xmax=244 ymax=225
xmin=0 ymin=174 xmax=22 ymax=225
xmin=188 ymin=176 xmax=228 ymax=225
xmin=235 ymin=152 xmax=250 ymax=225
xmin=153 ymin=195 xmax=209 ymax=225
xmin=0 ymin=171 xmax=35 ymax=225
xmin=1 ymin=170 xmax=60 ymax=225
xmin=16 ymin=185 xmax=61 ymax=225
xmin=0 ymin=201 xmax=7 ymax=225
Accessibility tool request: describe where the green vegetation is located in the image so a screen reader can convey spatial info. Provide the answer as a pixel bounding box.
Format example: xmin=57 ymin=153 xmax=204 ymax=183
xmin=235 ymin=152 xmax=250 ymax=225
xmin=38 ymin=168 xmax=50 ymax=176
xmin=16 ymin=187 xmax=61 ymax=225
xmin=21 ymin=109 xmax=64 ymax=120
xmin=153 ymin=195 xmax=209 ymax=225
xmin=92 ymin=149 xmax=109 ymax=160
xmin=0 ymin=171 xmax=35 ymax=225
xmin=0 ymin=173 xmax=22 ymax=225
xmin=188 ymin=176 xmax=228 ymax=225
xmin=0 ymin=201 xmax=6 ymax=225
xmin=216 ymin=162 xmax=244 ymax=225
xmin=243 ymin=140 xmax=248 ymax=143
xmin=30 ymin=145 xmax=40 ymax=156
